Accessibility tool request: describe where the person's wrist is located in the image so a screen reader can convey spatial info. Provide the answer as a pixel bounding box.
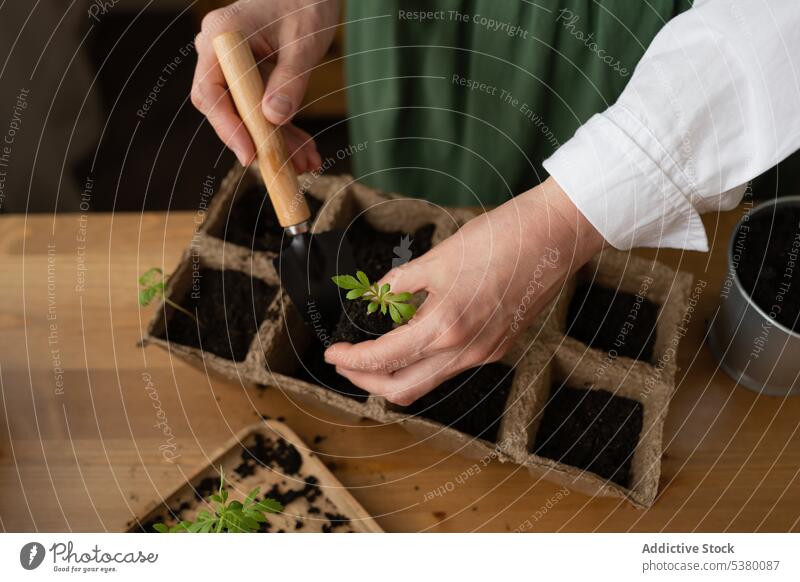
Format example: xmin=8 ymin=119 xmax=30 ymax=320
xmin=519 ymin=176 xmax=605 ymax=263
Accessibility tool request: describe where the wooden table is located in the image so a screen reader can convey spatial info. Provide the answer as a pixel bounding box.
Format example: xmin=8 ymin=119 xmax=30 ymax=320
xmin=1 ymin=205 xmax=798 ymax=533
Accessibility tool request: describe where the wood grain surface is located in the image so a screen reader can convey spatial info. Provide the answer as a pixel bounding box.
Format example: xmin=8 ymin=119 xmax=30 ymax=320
xmin=1 ymin=205 xmax=798 ymax=532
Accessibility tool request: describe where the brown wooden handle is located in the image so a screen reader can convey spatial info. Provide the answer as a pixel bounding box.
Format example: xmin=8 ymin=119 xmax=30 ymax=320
xmin=212 ymin=30 xmax=310 ymax=227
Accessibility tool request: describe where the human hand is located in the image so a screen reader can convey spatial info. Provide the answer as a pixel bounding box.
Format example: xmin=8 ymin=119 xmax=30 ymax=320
xmin=323 ymin=177 xmax=605 ymax=405
xmin=191 ymin=0 xmax=340 ymax=171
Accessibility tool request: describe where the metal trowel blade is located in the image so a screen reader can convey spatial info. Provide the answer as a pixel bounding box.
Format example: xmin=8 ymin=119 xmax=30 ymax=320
xmin=274 ymin=229 xmax=357 ymax=338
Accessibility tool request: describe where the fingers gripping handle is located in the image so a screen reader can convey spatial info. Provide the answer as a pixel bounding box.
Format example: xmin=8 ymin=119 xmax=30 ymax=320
xmin=212 ymin=30 xmax=310 ymax=227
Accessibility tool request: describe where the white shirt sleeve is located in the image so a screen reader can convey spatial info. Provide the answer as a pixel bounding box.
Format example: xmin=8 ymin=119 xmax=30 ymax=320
xmin=542 ymin=0 xmax=800 ymax=252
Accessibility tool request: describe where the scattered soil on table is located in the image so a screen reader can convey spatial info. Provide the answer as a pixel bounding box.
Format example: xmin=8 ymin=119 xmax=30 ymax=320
xmin=218 ymin=184 xmax=323 ymax=252
xmin=235 ymin=433 xmax=303 ymax=478
xmin=263 ymin=475 xmax=322 ymax=508
xmin=292 ymin=220 xmax=435 ymax=401
xmin=735 ymin=205 xmax=800 ymax=332
xmin=158 ymin=268 xmax=277 ymax=361
xmin=404 ymin=363 xmax=514 ymax=442
xmin=322 ymin=512 xmax=351 ymax=533
xmin=567 ymin=283 xmax=660 ymax=362
xmin=192 ymin=477 xmax=218 ymax=501
xmin=136 ymin=433 xmax=354 ymax=533
xmin=532 ymin=385 xmax=643 ymax=488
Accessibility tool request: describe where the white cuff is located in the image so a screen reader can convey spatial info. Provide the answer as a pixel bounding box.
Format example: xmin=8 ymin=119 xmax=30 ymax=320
xmin=542 ymin=107 xmax=709 ymax=252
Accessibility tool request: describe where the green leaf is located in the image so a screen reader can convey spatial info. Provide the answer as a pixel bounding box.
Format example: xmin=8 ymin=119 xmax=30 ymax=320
xmin=170 ymin=521 xmax=192 ymax=533
xmin=389 ymin=304 xmax=402 ymax=324
xmin=139 ymin=267 xmax=163 ymax=287
xmin=332 ymin=275 xmax=361 ymax=290
xmin=223 ymin=511 xmax=248 ymax=533
xmin=356 ymin=271 xmax=371 ymax=286
xmin=240 ymin=516 xmax=260 ymax=532
xmin=228 ymin=501 xmax=243 ymax=511
xmin=394 ymin=302 xmax=417 ymax=322
xmin=333 ymin=270 xmax=415 ymax=326
xmin=244 ymin=510 xmax=268 ymax=523
xmin=255 ymin=498 xmax=283 ymax=514
xmin=138 ymin=288 xmax=156 ymax=306
xmin=152 ymin=523 xmax=168 ymax=533
xmin=244 ymin=488 xmax=260 ymax=507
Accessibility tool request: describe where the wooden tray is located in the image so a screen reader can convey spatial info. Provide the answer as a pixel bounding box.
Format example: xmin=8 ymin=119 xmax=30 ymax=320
xmin=127 ymin=420 xmax=382 ymax=533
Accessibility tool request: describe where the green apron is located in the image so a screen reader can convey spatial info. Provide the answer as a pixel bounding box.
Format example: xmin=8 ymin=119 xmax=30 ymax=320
xmin=345 ymin=0 xmax=691 ymax=206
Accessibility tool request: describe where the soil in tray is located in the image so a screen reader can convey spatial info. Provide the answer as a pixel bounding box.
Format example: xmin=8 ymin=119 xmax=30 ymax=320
xmin=157 ymin=268 xmax=277 ymax=361
xmin=735 ymin=205 xmax=800 ymax=332
xmin=346 ymin=218 xmax=435 ymax=281
xmin=293 ymin=221 xmax=435 ymax=401
xmin=219 ymin=184 xmax=323 ymax=252
xmin=532 ymin=385 xmax=643 ymax=488
xmin=295 ymin=299 xmax=393 ymax=402
xmin=403 ymin=363 xmax=514 ymax=442
xmin=567 ymin=283 xmax=660 ymax=362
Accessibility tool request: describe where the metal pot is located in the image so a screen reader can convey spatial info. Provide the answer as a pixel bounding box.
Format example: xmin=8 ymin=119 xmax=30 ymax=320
xmin=707 ymin=196 xmax=800 ymax=396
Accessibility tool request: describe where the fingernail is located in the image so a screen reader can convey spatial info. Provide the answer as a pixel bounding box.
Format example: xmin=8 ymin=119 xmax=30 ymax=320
xmin=266 ymin=93 xmax=293 ymax=120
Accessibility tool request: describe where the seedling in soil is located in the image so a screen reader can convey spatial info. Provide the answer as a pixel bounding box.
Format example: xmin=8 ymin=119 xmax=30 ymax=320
xmin=138 ymin=267 xmax=198 ymax=323
xmin=332 ymin=270 xmax=416 ymax=324
xmin=154 ymin=469 xmax=283 ymax=533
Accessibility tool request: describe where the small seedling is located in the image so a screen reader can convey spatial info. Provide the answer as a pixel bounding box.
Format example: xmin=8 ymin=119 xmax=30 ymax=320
xmin=332 ymin=270 xmax=416 ymax=324
xmin=153 ymin=469 xmax=283 ymax=533
xmin=138 ymin=267 xmax=198 ymax=322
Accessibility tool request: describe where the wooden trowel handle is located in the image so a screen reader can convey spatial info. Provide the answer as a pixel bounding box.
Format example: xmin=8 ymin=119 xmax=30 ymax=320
xmin=212 ymin=30 xmax=310 ymax=228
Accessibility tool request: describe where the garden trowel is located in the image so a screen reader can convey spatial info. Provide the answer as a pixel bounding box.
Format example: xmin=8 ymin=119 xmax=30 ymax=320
xmin=213 ymin=31 xmax=355 ymax=334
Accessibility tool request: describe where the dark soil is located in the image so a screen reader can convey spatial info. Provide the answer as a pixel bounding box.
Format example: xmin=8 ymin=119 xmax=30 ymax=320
xmin=236 ymin=433 xmax=303 ymax=477
xmin=567 ymin=283 xmax=660 ymax=362
xmin=404 ymin=363 xmax=514 ymax=442
xmin=263 ymin=475 xmax=322 ymax=508
xmin=293 ymin=220 xmax=435 ymax=401
xmin=158 ymin=268 xmax=277 ymax=361
xmin=735 ymin=205 xmax=800 ymax=332
xmin=218 ymin=184 xmax=323 ymax=252
xmin=322 ymin=512 xmax=351 ymax=533
xmin=192 ymin=476 xmax=218 ymax=501
xmin=346 ymin=218 xmax=435 ymax=281
xmin=332 ymin=295 xmax=395 ymax=344
xmin=532 ymin=385 xmax=643 ymax=488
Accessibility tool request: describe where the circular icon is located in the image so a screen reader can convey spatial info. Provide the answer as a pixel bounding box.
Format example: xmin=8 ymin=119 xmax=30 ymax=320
xmin=19 ymin=542 xmax=46 ymax=570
